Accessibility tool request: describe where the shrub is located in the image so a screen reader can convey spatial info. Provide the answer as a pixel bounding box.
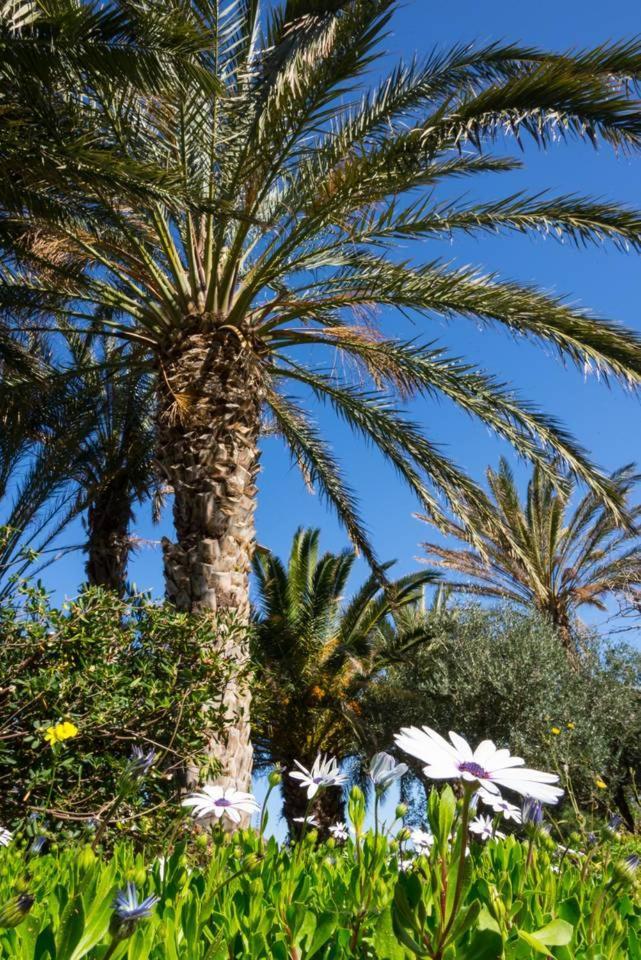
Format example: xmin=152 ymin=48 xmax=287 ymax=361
xmin=364 ymin=604 xmax=641 ymax=821
xmin=0 ymin=585 xmax=248 ymax=841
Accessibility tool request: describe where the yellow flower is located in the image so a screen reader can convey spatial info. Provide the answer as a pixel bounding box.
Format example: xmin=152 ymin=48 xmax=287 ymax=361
xmin=44 ymin=721 xmax=79 ymax=747
xmin=595 ymin=777 xmax=607 ymax=790
xmin=550 ymin=726 xmax=561 ymax=736
xmin=566 ymin=722 xmax=575 ymax=730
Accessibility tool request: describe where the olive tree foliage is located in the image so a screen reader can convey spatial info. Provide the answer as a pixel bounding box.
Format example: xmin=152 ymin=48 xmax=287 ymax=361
xmin=364 ymin=603 xmax=641 ymax=820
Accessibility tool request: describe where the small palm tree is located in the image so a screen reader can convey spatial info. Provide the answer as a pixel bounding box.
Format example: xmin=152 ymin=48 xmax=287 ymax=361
xmin=252 ymin=527 xmax=435 ymax=834
xmin=419 ymin=459 xmax=641 ymax=651
xmin=5 ymin=0 xmax=641 ymax=785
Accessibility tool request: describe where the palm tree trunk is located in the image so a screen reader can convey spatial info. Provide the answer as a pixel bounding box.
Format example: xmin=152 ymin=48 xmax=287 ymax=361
xmin=157 ymin=328 xmax=263 ymax=799
xmin=85 ymin=481 xmax=132 ymax=595
xmin=313 ymin=785 xmax=346 ymax=837
xmin=281 ymin=770 xmax=311 ymax=838
xmin=553 ymin=607 xmax=578 ymax=658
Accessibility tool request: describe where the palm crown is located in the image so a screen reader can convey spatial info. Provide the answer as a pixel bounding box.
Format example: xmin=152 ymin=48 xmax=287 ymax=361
xmin=419 ymin=458 xmax=641 ymax=650
xmin=0 ymin=337 xmax=89 ymax=600
xmin=5 ymin=1 xmax=641 ymax=563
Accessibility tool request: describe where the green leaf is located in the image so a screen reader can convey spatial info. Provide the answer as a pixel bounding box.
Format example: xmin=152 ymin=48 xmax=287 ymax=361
xmin=306 ymin=914 xmax=337 ymax=958
xmin=518 ymin=919 xmax=573 ymax=954
xmin=373 ymin=907 xmax=410 ymax=960
xmin=56 ymin=895 xmax=85 ymax=959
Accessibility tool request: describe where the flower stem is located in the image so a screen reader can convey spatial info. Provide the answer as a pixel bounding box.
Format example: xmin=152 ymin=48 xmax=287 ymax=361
xmin=438 ymin=784 xmax=473 ymax=954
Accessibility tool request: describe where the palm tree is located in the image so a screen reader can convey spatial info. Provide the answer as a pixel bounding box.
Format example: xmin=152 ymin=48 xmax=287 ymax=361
xmin=1 ymin=331 xmax=157 ymax=599
xmin=0 ymin=337 xmax=89 ymax=601
xmin=252 ymin=527 xmax=435 ymax=835
xmin=5 ymin=0 xmax=641 ymax=786
xmin=63 ymin=336 xmax=159 ymax=595
xmin=419 ymin=459 xmax=641 ymax=651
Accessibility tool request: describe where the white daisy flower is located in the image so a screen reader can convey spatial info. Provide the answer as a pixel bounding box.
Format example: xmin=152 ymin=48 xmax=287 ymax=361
xmin=477 ymin=787 xmax=522 ymax=823
xmin=181 ymin=785 xmax=259 ymax=824
xmin=0 ymin=828 xmax=12 ymax=847
xmin=329 ymin=821 xmax=349 ymax=841
xmin=409 ymin=828 xmax=434 ymax=852
xmin=469 ymin=815 xmax=505 ymax=841
xmin=289 ymin=754 xmax=348 ymax=799
xmin=394 ymin=726 xmax=563 ymax=804
xmin=293 ymin=816 xmax=319 ymax=828
xmin=398 ymin=856 xmax=415 ymax=872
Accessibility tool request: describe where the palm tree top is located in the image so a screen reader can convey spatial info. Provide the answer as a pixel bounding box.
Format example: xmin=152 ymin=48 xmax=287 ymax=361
xmin=418 ymin=457 xmax=641 ymax=647
xmin=4 ymin=0 xmax=641 ymax=565
xmin=252 ymin=525 xmax=436 ymax=763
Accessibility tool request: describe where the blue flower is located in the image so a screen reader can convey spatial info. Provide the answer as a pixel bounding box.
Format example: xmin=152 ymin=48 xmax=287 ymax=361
xmin=126 ymin=746 xmax=156 ymax=779
xmin=522 ymin=797 xmax=544 ymax=827
xmin=29 ymin=836 xmax=48 ymax=856
xmin=111 ymin=884 xmax=159 ymax=938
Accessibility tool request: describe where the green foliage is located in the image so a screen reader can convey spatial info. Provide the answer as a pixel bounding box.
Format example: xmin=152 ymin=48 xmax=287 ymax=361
xmin=251 ymin=527 xmax=433 ymax=828
xmin=419 ymin=457 xmax=641 ymax=650
xmin=366 ymin=603 xmax=641 ymax=816
xmin=0 ymin=796 xmax=639 ymax=958
xmin=0 ymin=586 xmax=247 ymax=840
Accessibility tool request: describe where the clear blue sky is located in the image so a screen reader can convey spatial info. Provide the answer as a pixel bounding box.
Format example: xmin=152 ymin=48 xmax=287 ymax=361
xmin=40 ymin=0 xmax=641 ymax=641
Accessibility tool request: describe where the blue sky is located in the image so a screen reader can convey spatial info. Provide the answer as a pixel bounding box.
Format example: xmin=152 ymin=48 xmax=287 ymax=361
xmin=39 ymin=0 xmax=641 ymax=641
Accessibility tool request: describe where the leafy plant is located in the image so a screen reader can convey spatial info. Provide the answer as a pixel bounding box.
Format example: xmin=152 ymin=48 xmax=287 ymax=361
xmin=0 ymin=586 xmax=246 ymax=840
xmin=364 ymin=603 xmax=641 ymax=824
xmin=0 ymin=787 xmax=639 ymax=958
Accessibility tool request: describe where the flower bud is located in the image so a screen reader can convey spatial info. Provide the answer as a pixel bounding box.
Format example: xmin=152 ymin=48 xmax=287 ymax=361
xmin=0 ymin=894 xmax=34 ymax=928
xmin=395 ymin=803 xmax=408 ymax=820
xmin=77 ymin=845 xmax=96 ymax=872
xmin=397 ymin=827 xmax=411 ymax=843
xmin=613 ymin=855 xmax=640 ymax=886
xmin=268 ymin=769 xmax=282 ymax=788
xmin=348 ymin=786 xmax=366 ymax=834
xmin=195 ymin=833 xmax=209 ymax=851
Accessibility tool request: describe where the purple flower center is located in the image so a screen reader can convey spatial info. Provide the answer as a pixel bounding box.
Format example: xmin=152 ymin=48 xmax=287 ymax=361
xmin=313 ymin=776 xmax=326 ymax=784
xmin=215 ymin=798 xmax=232 ymax=807
xmin=458 ymin=761 xmax=488 ymax=779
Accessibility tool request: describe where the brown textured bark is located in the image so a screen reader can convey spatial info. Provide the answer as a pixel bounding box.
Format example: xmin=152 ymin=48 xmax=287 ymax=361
xmin=85 ymin=480 xmax=133 ymax=596
xmin=550 ymin=605 xmax=579 ymax=659
xmin=157 ymin=326 xmax=264 ymax=804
